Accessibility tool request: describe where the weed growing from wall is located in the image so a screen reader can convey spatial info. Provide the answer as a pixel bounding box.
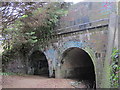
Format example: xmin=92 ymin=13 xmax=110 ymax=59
xmin=110 ymin=48 xmax=119 ymax=88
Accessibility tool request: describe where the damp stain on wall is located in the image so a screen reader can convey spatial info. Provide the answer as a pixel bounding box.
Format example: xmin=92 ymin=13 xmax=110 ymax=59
xmin=63 ymin=41 xmax=85 ymax=49
xmin=45 ymin=49 xmax=58 ymax=68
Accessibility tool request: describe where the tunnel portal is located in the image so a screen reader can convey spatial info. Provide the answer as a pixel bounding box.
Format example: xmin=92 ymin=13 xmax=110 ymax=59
xmin=60 ymin=47 xmax=96 ymax=88
xmin=30 ymin=50 xmax=49 ymax=77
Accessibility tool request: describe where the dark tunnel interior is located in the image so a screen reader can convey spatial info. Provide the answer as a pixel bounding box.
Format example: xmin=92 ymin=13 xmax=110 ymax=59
xmin=60 ymin=47 xmax=96 ymax=88
xmin=30 ymin=50 xmax=49 ymax=77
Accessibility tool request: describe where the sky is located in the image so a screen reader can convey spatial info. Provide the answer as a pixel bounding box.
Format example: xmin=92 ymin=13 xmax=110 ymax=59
xmin=64 ymin=0 xmax=118 ymax=3
xmin=65 ymin=0 xmax=84 ymax=3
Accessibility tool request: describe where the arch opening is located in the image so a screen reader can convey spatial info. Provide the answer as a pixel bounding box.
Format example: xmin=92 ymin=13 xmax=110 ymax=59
xmin=30 ymin=50 xmax=49 ymax=77
xmin=60 ymin=47 xmax=96 ymax=88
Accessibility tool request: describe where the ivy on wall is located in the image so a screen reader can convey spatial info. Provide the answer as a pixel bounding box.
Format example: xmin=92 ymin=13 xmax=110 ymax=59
xmin=110 ymin=48 xmax=119 ymax=88
xmin=2 ymin=2 xmax=70 ymax=64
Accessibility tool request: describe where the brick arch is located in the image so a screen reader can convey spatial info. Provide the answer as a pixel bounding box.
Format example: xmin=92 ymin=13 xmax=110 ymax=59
xmin=57 ymin=40 xmax=97 ymax=81
xmin=58 ymin=40 xmax=86 ymax=53
xmin=28 ymin=46 xmax=44 ymax=58
xmin=29 ymin=50 xmax=49 ymax=76
xmin=28 ymin=46 xmax=50 ymax=63
xmin=83 ymin=47 xmax=98 ymax=87
xmin=56 ymin=46 xmax=96 ymax=88
xmin=27 ymin=46 xmax=51 ymax=77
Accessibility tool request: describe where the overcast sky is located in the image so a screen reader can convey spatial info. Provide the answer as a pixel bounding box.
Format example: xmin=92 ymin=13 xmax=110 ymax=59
xmin=64 ymin=0 xmax=118 ymax=3
xmin=65 ymin=0 xmax=84 ymax=3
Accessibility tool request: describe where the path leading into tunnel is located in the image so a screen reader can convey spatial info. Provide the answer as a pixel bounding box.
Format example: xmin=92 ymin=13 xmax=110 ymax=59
xmin=2 ymin=75 xmax=87 ymax=88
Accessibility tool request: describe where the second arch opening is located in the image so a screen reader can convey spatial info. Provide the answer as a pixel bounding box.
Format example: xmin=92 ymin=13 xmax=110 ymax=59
xmin=60 ymin=47 xmax=96 ymax=88
xmin=29 ymin=50 xmax=49 ymax=77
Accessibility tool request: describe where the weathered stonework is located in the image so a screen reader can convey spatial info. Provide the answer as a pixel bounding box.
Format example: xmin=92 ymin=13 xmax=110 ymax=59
xmin=25 ymin=25 xmax=108 ymax=88
xmin=4 ymin=2 xmax=118 ymax=88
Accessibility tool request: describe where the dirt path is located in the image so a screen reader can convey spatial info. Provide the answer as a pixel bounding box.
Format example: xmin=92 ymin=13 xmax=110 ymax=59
xmin=2 ymin=75 xmax=87 ymax=88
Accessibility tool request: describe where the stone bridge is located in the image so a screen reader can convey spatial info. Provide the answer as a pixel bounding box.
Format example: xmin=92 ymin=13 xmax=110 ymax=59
xmin=27 ymin=14 xmax=119 ymax=88
xmin=2 ymin=2 xmax=119 ymax=88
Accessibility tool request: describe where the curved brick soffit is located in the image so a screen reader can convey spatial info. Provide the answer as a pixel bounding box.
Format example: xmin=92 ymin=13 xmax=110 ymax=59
xmin=57 ymin=40 xmax=97 ymax=82
xmin=28 ymin=45 xmax=58 ymax=69
xmin=28 ymin=40 xmax=96 ymax=68
xmin=28 ymin=40 xmax=97 ymax=79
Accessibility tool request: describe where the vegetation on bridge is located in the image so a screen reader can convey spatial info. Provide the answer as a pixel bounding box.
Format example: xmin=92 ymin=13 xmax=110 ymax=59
xmin=1 ymin=2 xmax=119 ymax=88
xmin=1 ymin=2 xmax=71 ymax=63
xmin=110 ymin=48 xmax=119 ymax=88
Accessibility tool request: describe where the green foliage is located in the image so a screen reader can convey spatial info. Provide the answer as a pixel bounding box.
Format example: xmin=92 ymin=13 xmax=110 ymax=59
xmin=22 ymin=15 xmax=28 ymax=18
xmin=2 ymin=2 xmax=69 ymax=63
xmin=0 ymin=72 xmax=26 ymax=76
xmin=0 ymin=72 xmax=16 ymax=75
xmin=110 ymin=48 xmax=119 ymax=88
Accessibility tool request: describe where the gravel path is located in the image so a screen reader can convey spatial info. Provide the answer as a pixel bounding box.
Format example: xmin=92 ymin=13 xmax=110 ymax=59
xmin=2 ymin=75 xmax=87 ymax=88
